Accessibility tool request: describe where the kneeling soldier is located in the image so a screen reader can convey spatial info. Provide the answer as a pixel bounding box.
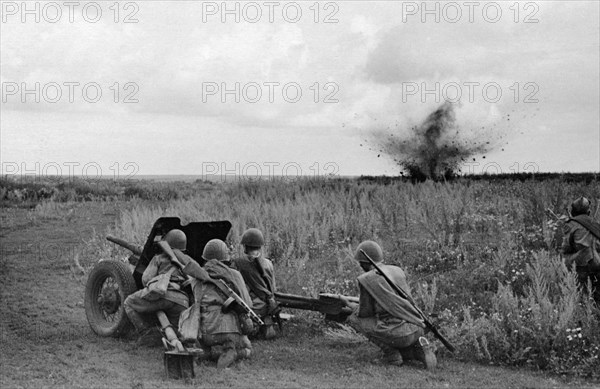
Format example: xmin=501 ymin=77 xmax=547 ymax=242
xmin=124 ymin=229 xmax=189 ymax=343
xmin=561 ymin=197 xmax=600 ymax=303
xmin=343 ymin=240 xmax=437 ymax=370
xmin=178 ymin=239 xmax=253 ymax=369
xmin=233 ymin=228 xmax=280 ymax=339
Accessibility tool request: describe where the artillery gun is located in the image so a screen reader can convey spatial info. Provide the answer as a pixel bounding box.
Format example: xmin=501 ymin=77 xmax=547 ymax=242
xmin=84 ymin=217 xmax=233 ymax=378
xmin=84 ymin=217 xmax=233 ymax=338
xmin=84 ymin=217 xmax=357 ymax=376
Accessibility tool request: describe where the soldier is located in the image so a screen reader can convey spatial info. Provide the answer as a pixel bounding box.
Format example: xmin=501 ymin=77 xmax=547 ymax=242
xmin=124 ymin=229 xmax=189 ymax=343
xmin=561 ymin=197 xmax=600 ymax=302
xmin=233 ymin=228 xmax=280 ymax=339
xmin=176 ymin=239 xmax=253 ymax=369
xmin=342 ymin=240 xmax=437 ymax=370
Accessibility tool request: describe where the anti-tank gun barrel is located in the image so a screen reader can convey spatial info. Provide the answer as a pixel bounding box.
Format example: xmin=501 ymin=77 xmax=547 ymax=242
xmin=274 ymin=292 xmax=359 ymax=322
xmin=106 ymin=235 xmax=143 ymax=265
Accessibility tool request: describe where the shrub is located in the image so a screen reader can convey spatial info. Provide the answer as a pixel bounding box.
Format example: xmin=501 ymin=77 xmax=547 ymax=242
xmin=448 ymin=251 xmax=599 ymax=377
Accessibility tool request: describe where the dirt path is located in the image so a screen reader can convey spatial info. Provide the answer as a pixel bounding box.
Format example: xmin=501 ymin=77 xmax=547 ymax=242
xmin=0 ymin=201 xmax=597 ymax=389
xmin=0 ymin=202 xmax=156 ymax=388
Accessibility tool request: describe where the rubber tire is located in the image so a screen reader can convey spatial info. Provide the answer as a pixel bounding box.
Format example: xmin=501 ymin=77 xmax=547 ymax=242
xmin=85 ymin=259 xmax=137 ymax=337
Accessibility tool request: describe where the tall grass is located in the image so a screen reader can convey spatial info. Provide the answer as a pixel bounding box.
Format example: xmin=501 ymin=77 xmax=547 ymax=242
xmin=107 ymin=177 xmax=599 ymax=376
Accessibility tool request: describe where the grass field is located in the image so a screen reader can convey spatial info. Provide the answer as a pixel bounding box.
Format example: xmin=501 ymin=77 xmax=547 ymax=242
xmin=1 ymin=176 xmax=599 ymax=388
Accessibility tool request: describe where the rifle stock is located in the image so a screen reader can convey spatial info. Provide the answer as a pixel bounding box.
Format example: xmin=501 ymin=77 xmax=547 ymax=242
xmin=546 ymin=208 xmax=569 ymax=224
xmin=359 ymin=249 xmax=456 ymax=353
xmin=157 ymin=240 xmax=185 ymax=269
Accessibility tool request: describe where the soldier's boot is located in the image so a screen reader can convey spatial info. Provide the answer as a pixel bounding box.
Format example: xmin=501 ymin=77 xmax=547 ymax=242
xmin=135 ymin=327 xmax=162 ymax=347
xmin=124 ymin=303 xmax=153 ymax=335
xmin=237 ymin=335 xmax=252 ymax=360
xmin=209 ymin=345 xmax=224 ymax=361
xmin=260 ymin=316 xmax=277 ymax=340
xmin=217 ymin=347 xmax=237 ymax=369
xmin=381 ymin=345 xmax=403 ymax=367
xmin=237 ymin=348 xmax=252 ymax=360
xmin=413 ymin=337 xmax=437 ymax=371
xmin=399 ymin=345 xmax=416 ymax=362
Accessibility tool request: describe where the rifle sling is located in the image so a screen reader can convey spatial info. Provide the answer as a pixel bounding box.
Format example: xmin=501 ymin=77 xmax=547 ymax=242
xmin=252 ymin=258 xmax=273 ymax=302
xmin=569 ymin=216 xmax=600 ymax=241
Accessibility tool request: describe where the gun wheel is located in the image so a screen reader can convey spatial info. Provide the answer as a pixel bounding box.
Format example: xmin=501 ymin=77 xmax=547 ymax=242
xmin=84 ymin=259 xmax=137 ymax=337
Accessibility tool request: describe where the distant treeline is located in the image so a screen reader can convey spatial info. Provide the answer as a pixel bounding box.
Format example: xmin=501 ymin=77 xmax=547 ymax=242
xmin=0 ymin=176 xmax=216 ymax=205
xmin=358 ymin=172 xmax=599 ymax=184
xmin=2 ymin=172 xmax=598 ymax=206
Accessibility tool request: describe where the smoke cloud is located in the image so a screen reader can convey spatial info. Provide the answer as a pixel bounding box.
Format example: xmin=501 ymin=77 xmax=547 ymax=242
xmin=376 ymin=102 xmax=497 ymax=179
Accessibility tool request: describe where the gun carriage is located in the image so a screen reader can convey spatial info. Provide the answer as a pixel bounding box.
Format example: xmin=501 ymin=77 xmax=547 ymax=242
xmin=85 ymin=217 xmax=357 ymax=339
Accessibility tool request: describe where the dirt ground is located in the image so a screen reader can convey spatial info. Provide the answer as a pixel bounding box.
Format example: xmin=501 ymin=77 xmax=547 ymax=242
xmin=0 ymin=201 xmax=598 ymax=389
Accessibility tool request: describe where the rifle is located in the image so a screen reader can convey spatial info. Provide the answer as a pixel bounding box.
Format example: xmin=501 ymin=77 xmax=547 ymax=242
xmin=157 ymin=240 xmax=186 ymax=269
xmin=359 ymin=249 xmax=456 ymax=353
xmin=157 ymin=240 xmax=265 ymax=327
xmin=546 ymin=208 xmax=570 ymax=224
xmin=217 ymin=279 xmax=265 ymax=327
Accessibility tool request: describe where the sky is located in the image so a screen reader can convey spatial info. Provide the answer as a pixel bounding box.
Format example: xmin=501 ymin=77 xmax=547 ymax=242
xmin=1 ymin=0 xmax=599 ymax=179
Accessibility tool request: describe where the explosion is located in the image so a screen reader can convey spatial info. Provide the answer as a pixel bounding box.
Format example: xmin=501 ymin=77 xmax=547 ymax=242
xmin=378 ymin=102 xmax=494 ymax=180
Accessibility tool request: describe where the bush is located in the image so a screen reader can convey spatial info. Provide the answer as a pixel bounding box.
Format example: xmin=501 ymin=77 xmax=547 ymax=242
xmin=447 ymin=251 xmax=599 ymax=377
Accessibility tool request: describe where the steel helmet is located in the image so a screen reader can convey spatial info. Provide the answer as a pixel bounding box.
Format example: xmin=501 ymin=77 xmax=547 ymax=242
xmin=240 ymin=228 xmax=265 ymax=247
xmin=571 ymin=197 xmax=591 ymax=217
xmin=164 ymin=229 xmax=187 ymax=251
xmin=354 ymin=240 xmax=383 ymax=263
xmin=202 ymin=239 xmax=230 ymax=262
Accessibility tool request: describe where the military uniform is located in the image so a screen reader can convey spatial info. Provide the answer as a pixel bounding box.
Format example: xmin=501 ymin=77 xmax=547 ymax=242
xmin=124 ymin=253 xmax=189 ymax=331
xmin=234 ymin=228 xmax=279 ymax=339
xmin=182 ymin=257 xmax=253 ymax=366
xmin=353 ymin=265 xmax=431 ymax=364
xmin=349 ymin=240 xmax=436 ymax=369
xmin=233 ymin=256 xmax=276 ymax=318
xmin=561 ymin=214 xmax=600 ymax=302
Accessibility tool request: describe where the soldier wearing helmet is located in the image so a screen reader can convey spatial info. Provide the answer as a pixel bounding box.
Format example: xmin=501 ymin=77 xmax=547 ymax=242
xmin=233 ymin=228 xmax=279 ymax=339
xmin=174 ymin=238 xmax=253 ymax=368
xmin=124 ymin=229 xmax=190 ymax=344
xmin=561 ymin=197 xmax=600 ymax=302
xmin=341 ymin=240 xmax=436 ymax=370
